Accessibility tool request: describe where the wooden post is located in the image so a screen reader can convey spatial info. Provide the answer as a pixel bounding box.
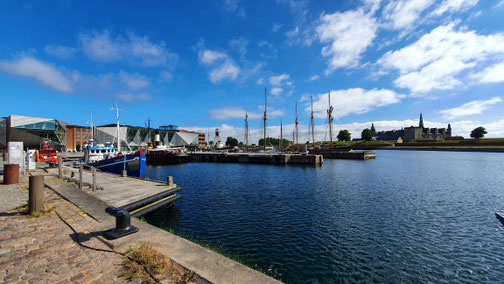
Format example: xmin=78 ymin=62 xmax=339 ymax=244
xmin=79 ymin=162 xmax=83 ymax=190
xmin=92 ymin=167 xmax=97 ymax=191
xmin=58 ymin=156 xmax=62 ymax=178
xmin=167 ymin=176 xmax=173 ymax=186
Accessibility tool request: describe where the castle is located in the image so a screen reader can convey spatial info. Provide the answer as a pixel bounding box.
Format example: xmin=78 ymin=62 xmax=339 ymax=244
xmin=374 ymin=114 xmax=452 ymax=141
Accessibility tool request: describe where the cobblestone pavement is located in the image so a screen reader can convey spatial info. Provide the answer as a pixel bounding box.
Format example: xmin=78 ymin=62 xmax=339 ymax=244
xmin=0 ymin=183 xmax=27 ymax=212
xmin=0 ymin=183 xmax=128 ymax=283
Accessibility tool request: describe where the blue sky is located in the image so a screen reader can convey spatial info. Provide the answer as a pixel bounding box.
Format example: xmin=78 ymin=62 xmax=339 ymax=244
xmin=1 ymin=0 xmax=504 ymax=142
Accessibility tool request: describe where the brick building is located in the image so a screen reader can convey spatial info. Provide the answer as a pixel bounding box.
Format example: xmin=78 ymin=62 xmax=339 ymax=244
xmin=65 ymin=125 xmax=91 ymax=151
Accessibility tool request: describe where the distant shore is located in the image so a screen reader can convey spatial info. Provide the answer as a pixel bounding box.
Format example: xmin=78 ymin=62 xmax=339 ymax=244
xmin=370 ymin=147 xmax=504 ymax=153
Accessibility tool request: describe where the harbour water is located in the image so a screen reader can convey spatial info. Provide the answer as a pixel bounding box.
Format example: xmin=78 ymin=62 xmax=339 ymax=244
xmin=143 ymin=150 xmax=504 ymax=283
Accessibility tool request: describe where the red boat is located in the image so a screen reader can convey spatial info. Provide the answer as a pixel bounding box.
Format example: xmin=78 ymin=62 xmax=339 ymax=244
xmin=37 ymin=139 xmax=58 ymax=163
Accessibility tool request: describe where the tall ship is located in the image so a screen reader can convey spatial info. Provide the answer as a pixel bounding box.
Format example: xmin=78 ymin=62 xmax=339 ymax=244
xmin=84 ymin=106 xmax=146 ymax=177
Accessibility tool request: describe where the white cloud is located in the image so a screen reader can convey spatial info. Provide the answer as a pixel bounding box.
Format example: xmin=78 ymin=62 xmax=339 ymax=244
xmin=286 ymin=26 xmax=299 ymax=38
xmin=209 ymin=106 xmax=284 ymax=120
xmin=271 ymin=87 xmax=283 ymax=96
xmin=79 ymin=30 xmax=121 ymax=62
xmin=269 ymin=74 xmax=291 ymax=86
xmin=159 ymin=70 xmax=173 ymax=82
xmin=272 ymin=23 xmax=283 ymax=32
xmin=378 ymin=23 xmax=504 ymax=94
xmin=44 ymin=45 xmax=77 ymax=59
xmin=200 ymin=50 xmax=228 ymax=65
xmin=118 ymin=71 xmax=150 ymax=90
xmin=309 ymin=88 xmax=405 ymax=119
xmin=382 ymin=0 xmax=434 ymax=30
xmin=316 ymin=9 xmax=378 ymax=73
xmin=79 ymin=30 xmax=177 ymax=67
xmin=431 ymin=0 xmax=479 ymax=16
xmin=439 ymin=97 xmax=502 ymax=119
xmin=471 ymin=63 xmax=504 ymax=83
xmin=0 ymin=56 xmax=73 ymax=93
xmin=228 ymin=37 xmax=249 ymax=57
xmin=199 ymin=49 xmax=241 ymax=83
xmin=209 ymin=60 xmax=241 ymax=82
xmin=116 ymin=92 xmax=154 ymax=103
xmin=223 ymin=0 xmax=246 ymax=18
xmin=308 ymin=75 xmax=320 ymax=81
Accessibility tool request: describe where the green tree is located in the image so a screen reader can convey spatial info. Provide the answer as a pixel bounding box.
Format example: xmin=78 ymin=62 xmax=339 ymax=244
xmin=258 ymin=137 xmax=291 ymax=147
xmin=470 ymin=126 xmax=487 ymax=140
xmin=225 ymin=136 xmax=239 ymax=147
xmin=361 ymin=128 xmax=373 ymax=141
xmin=337 ymin=130 xmax=351 ymax=141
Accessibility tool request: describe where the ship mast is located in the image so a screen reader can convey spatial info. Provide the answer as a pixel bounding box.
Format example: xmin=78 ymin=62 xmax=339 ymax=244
xmin=110 ymin=102 xmax=125 ymax=153
xmin=244 ymin=113 xmax=249 ymax=152
xmin=295 ymin=103 xmax=299 ymax=151
xmin=280 ymin=119 xmax=283 ymax=153
xmin=90 ymin=112 xmax=94 ymax=146
xmin=311 ymin=95 xmax=315 ymax=148
xmin=145 ymin=116 xmax=151 ymax=144
xmin=263 ymin=87 xmax=267 ymax=151
xmin=327 ymin=91 xmax=333 ymax=147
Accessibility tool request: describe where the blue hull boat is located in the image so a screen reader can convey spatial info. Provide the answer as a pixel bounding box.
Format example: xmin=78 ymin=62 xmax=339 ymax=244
xmin=88 ymin=152 xmax=146 ymax=177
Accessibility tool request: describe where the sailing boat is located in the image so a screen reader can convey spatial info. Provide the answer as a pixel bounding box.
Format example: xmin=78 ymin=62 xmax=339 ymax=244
xmin=84 ymin=103 xmax=146 ymax=177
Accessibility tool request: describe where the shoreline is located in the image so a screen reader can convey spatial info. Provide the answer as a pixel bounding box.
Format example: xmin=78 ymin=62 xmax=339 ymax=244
xmin=372 ymin=147 xmax=504 ymax=153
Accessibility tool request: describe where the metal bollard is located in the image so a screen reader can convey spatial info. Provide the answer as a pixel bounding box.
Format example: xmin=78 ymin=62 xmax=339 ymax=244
xmin=103 ymin=206 xmax=138 ymax=239
xmin=29 ymin=175 xmax=44 ymax=213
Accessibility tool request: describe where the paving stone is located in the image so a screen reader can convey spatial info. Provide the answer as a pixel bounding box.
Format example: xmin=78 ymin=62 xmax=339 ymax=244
xmin=0 ymin=178 xmax=129 ymax=284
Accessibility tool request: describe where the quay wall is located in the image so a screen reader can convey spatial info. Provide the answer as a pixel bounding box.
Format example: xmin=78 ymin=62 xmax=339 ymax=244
xmin=310 ymin=149 xmax=376 ymax=160
xmin=189 ymin=153 xmax=323 ymax=166
xmin=378 ymin=147 xmax=504 ymax=153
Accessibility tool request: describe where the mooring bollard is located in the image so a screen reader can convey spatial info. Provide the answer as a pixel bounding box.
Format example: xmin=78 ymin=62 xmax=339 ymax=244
xmin=103 ymin=206 xmax=138 ymax=239
xmin=79 ymin=162 xmax=83 ymax=190
xmin=29 ymin=175 xmax=44 ymax=213
xmin=58 ymin=156 xmax=62 ymax=179
xmin=166 ymin=176 xmax=173 ymax=186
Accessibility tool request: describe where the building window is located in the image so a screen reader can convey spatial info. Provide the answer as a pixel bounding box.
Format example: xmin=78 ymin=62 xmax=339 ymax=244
xmin=76 ymin=141 xmax=81 ymax=151
xmin=76 ymin=134 xmax=80 ymax=139
xmin=83 ymin=134 xmax=87 ymax=139
xmin=76 ymin=128 xmax=81 ymax=132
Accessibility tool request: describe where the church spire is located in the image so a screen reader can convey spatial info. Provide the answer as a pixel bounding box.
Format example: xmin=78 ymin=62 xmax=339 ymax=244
xmin=419 ymin=113 xmax=424 ymax=128
xmin=371 ymin=122 xmax=376 ymax=135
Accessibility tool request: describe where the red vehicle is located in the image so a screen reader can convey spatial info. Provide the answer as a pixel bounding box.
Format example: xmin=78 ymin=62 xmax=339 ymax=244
xmin=37 ymin=139 xmax=58 ymax=163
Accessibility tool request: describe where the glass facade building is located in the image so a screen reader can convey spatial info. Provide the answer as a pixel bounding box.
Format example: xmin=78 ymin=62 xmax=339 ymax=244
xmin=3 ymin=115 xmax=66 ymax=149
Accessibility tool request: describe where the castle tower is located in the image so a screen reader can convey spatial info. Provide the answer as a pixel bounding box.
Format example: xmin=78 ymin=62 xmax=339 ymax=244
xmin=447 ymin=123 xmax=452 ymax=136
xmin=419 ymin=113 xmax=424 ymax=128
xmin=371 ymin=123 xmax=377 ymax=135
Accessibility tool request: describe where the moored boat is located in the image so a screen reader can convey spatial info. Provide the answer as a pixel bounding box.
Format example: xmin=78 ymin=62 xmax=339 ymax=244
xmin=87 ymin=149 xmax=146 ymax=177
xmin=83 ymin=105 xmax=147 ymax=177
